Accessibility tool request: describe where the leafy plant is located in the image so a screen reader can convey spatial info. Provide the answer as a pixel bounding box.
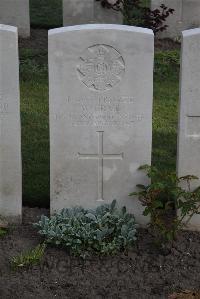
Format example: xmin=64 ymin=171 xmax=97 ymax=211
xmin=10 ymin=243 xmax=46 ymax=270
xmin=0 ymin=228 xmax=8 ymax=238
xmin=34 ymin=200 xmax=137 ymax=257
xmin=0 ymin=218 xmax=8 ymax=238
xmin=98 ymin=0 xmax=174 ymax=34
xmin=130 ymin=165 xmax=200 ymax=245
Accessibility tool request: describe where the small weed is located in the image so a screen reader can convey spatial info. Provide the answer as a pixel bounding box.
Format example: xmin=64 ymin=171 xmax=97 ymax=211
xmin=10 ymin=243 xmax=46 ymax=270
xmin=0 ymin=228 xmax=8 ymax=238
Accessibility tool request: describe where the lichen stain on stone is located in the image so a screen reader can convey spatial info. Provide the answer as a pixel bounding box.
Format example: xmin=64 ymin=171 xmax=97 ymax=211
xmin=104 ymin=165 xmax=117 ymax=181
xmin=109 ymin=131 xmax=130 ymax=147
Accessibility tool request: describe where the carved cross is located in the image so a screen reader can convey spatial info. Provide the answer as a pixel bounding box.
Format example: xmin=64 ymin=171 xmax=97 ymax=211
xmin=78 ymin=131 xmax=124 ymax=201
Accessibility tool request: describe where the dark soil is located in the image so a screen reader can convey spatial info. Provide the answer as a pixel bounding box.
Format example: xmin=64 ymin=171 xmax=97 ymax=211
xmin=0 ymin=208 xmax=199 ymax=299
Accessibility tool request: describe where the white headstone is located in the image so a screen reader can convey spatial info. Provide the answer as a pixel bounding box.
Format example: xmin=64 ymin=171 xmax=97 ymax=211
xmin=94 ymin=1 xmax=122 ymax=24
xmin=177 ymin=28 xmax=200 ymax=231
xmin=63 ymin=0 xmax=94 ymax=26
xmin=63 ymin=0 xmax=122 ymax=26
xmin=0 ymin=25 xmax=22 ymax=223
xmin=0 ymin=0 xmax=30 ymax=38
xmin=49 ymin=24 xmax=153 ymax=225
xmin=151 ymin=0 xmax=200 ymax=39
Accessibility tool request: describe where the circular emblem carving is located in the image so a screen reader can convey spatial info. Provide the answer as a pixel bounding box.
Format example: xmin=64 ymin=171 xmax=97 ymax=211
xmin=77 ymin=44 xmax=125 ymax=91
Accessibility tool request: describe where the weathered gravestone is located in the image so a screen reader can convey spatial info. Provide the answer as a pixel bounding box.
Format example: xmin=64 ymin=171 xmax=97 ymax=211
xmin=63 ymin=0 xmax=93 ymax=26
xmin=0 ymin=25 xmax=22 ymax=222
xmin=94 ymin=1 xmax=122 ymax=24
xmin=151 ymin=0 xmax=200 ymax=39
xmin=177 ymin=28 xmax=200 ymax=231
xmin=0 ymin=0 xmax=30 ymax=38
xmin=63 ymin=0 xmax=122 ymax=26
xmin=49 ymin=24 xmax=154 ymax=225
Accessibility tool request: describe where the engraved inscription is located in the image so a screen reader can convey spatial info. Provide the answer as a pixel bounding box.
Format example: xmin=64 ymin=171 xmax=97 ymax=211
xmin=0 ymin=93 xmax=9 ymax=117
xmin=70 ymin=111 xmax=143 ymax=127
xmin=54 ymin=95 xmax=144 ymax=127
xmin=0 ymin=103 xmax=8 ymax=114
xmin=69 ymin=96 xmax=142 ymax=126
xmin=66 ymin=96 xmax=135 ymax=104
xmin=78 ymin=131 xmax=123 ymax=201
xmin=77 ymin=44 xmax=125 ymax=91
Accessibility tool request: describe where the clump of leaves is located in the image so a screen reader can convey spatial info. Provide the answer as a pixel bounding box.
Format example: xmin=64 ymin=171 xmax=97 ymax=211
xmin=130 ymin=165 xmax=200 ymax=245
xmin=10 ymin=243 xmax=46 ymax=270
xmin=98 ymin=0 xmax=174 ymax=34
xmin=0 ymin=228 xmax=7 ymax=238
xmin=34 ymin=200 xmax=137 ymax=257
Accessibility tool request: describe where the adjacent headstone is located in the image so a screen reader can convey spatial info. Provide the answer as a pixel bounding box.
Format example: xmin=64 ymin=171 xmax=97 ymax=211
xmin=151 ymin=0 xmax=200 ymax=39
xmin=49 ymin=24 xmax=154 ymax=225
xmin=0 ymin=25 xmax=22 ymax=223
xmin=177 ymin=28 xmax=200 ymax=231
xmin=94 ymin=1 xmax=122 ymax=24
xmin=63 ymin=0 xmax=94 ymax=26
xmin=0 ymin=0 xmax=30 ymax=38
xmin=63 ymin=0 xmax=122 ymax=26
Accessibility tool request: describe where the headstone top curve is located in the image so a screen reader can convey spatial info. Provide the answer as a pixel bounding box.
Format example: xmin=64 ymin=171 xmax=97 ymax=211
xmin=182 ymin=28 xmax=200 ymax=38
xmin=48 ymin=24 xmax=154 ymax=36
xmin=0 ymin=24 xmax=17 ymax=33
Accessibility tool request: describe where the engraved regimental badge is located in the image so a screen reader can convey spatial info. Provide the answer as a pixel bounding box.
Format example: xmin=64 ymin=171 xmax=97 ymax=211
xmin=77 ymin=44 xmax=125 ymax=91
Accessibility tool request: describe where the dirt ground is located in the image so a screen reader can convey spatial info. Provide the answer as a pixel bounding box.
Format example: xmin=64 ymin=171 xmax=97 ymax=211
xmin=0 ymin=208 xmax=199 ymax=299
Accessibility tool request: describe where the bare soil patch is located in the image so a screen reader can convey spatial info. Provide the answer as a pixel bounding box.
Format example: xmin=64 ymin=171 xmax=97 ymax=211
xmin=0 ymin=208 xmax=199 ymax=299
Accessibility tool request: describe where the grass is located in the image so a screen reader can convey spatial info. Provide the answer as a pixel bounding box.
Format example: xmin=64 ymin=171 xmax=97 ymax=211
xmin=153 ymin=51 xmax=180 ymax=171
xmin=30 ymin=0 xmax=62 ymax=29
xmin=20 ymin=2 xmax=180 ymax=207
xmin=20 ymin=48 xmax=49 ymax=207
xmin=10 ymin=243 xmax=46 ymax=270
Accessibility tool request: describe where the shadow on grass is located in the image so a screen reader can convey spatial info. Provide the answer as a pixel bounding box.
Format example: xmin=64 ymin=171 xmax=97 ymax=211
xmin=30 ymin=0 xmax=63 ymax=29
xmin=152 ymin=130 xmax=177 ymax=172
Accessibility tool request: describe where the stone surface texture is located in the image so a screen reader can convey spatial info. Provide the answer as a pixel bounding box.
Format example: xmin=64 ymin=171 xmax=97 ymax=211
xmin=0 ymin=0 xmax=30 ymax=38
xmin=93 ymin=1 xmax=122 ymax=24
xmin=0 ymin=25 xmax=22 ymax=223
xmin=49 ymin=24 xmax=154 ymax=225
xmin=151 ymin=0 xmax=200 ymax=39
xmin=177 ymin=28 xmax=200 ymax=231
xmin=63 ymin=0 xmax=122 ymax=25
xmin=63 ymin=0 xmax=94 ymax=26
